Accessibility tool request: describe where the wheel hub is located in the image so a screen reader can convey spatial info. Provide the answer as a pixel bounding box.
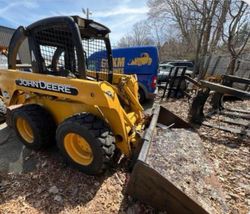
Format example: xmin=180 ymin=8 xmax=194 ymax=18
xmin=16 ymin=117 xmax=34 ymax=143
xmin=64 ymin=133 xmax=93 ymax=166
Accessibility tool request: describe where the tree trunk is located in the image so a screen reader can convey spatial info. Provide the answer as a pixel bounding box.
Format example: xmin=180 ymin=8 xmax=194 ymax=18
xmin=227 ymin=56 xmax=236 ymax=75
xmin=201 ymin=0 xmax=219 ymax=55
xmin=209 ymin=0 xmax=230 ymax=52
xmin=194 ymin=18 xmax=206 ymax=75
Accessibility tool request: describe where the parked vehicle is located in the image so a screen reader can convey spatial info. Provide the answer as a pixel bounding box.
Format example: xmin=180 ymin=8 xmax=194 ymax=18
xmin=111 ymin=46 xmax=159 ymax=103
xmin=0 ymin=48 xmax=7 ymax=69
xmin=168 ymin=60 xmax=194 ymax=71
xmin=0 ymin=54 xmax=7 ymax=69
xmin=89 ymin=46 xmax=159 ymax=103
xmin=157 ymin=63 xmax=174 ymax=83
xmin=157 ymin=63 xmax=193 ymax=84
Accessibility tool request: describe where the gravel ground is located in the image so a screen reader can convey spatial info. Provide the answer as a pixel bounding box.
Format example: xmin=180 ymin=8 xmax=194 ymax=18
xmin=0 ymin=98 xmax=249 ymax=214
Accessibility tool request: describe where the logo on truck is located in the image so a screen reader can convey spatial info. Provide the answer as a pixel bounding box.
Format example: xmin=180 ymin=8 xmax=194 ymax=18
xmin=100 ymin=52 xmax=153 ymax=73
xmin=15 ymin=79 xmax=78 ymax=95
xmin=101 ymin=57 xmax=125 ymax=73
xmin=128 ymin=53 xmax=152 ymax=66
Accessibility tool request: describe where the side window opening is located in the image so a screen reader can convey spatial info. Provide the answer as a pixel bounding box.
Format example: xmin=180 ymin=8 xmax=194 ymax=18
xmin=82 ymin=38 xmax=109 ymax=80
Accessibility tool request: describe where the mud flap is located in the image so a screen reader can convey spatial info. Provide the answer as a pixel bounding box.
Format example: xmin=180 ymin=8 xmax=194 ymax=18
xmin=127 ymin=105 xmax=228 ymax=213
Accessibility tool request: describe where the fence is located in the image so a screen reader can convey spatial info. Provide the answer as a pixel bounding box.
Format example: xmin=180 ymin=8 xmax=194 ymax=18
xmin=199 ymin=54 xmax=250 ymax=80
xmin=198 ymin=54 xmax=250 ymax=91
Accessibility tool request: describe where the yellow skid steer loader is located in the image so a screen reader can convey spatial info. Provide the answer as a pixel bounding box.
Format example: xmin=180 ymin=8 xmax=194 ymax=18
xmin=0 ymin=16 xmax=226 ymax=213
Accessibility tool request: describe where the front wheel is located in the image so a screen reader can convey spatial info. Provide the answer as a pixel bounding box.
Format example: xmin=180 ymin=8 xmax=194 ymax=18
xmin=56 ymin=113 xmax=115 ymax=175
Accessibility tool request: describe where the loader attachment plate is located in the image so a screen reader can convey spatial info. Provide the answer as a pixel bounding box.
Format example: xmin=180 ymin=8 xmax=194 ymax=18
xmin=127 ymin=105 xmax=228 ymax=213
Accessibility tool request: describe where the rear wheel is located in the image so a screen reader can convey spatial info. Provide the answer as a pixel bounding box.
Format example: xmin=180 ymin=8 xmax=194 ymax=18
xmin=56 ymin=113 xmax=115 ymax=175
xmin=0 ymin=99 xmax=6 ymax=124
xmin=12 ymin=104 xmax=56 ymax=150
xmin=138 ymin=88 xmax=146 ymax=103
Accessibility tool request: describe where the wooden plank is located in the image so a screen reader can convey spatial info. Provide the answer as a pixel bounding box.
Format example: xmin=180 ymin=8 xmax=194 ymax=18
xmin=224 ymin=107 xmax=250 ymax=115
xmin=202 ymin=121 xmax=250 ymax=137
xmin=219 ymin=117 xmax=249 ymax=127
xmin=220 ymin=110 xmax=250 ymax=120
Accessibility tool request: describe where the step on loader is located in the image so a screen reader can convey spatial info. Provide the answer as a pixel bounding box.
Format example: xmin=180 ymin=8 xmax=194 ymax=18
xmin=0 ymin=16 xmax=227 ymax=213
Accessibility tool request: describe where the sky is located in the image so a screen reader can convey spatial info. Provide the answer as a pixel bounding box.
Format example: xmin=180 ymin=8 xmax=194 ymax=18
xmin=0 ymin=0 xmax=148 ymax=45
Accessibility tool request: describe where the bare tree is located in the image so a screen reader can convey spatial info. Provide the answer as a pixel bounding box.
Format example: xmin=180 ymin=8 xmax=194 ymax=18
xmin=222 ymin=0 xmax=250 ymax=75
xmin=117 ymin=35 xmax=134 ymax=48
xmin=209 ymin=0 xmax=230 ymax=52
xmin=117 ymin=21 xmax=155 ymax=47
xmin=147 ymin=0 xmax=230 ymax=66
xmin=160 ymin=37 xmax=193 ymax=60
xmin=148 ymin=17 xmax=168 ymax=47
xmin=118 ymin=0 xmax=250 ymax=74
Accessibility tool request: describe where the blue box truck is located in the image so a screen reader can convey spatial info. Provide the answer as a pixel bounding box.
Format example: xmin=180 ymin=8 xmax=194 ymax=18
xmin=89 ymin=46 xmax=159 ymax=103
xmin=111 ymin=46 xmax=159 ymax=103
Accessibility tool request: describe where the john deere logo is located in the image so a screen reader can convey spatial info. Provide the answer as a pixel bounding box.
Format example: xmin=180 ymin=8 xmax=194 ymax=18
xmin=128 ymin=53 xmax=152 ymax=66
xmin=16 ymin=79 xmax=78 ymax=95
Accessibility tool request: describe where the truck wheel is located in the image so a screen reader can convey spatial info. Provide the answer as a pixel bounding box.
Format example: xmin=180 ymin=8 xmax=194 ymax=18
xmin=12 ymin=104 xmax=56 ymax=150
xmin=56 ymin=113 xmax=115 ymax=175
xmin=138 ymin=88 xmax=146 ymax=103
xmin=0 ymin=99 xmax=6 ymax=124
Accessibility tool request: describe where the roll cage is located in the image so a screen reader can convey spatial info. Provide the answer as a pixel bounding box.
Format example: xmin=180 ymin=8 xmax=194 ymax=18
xmin=8 ymin=16 xmax=113 ymax=83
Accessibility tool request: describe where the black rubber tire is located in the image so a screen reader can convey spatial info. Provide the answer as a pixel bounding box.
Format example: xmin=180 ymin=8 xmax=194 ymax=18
xmin=139 ymin=88 xmax=146 ymax=104
xmin=56 ymin=113 xmax=115 ymax=175
xmin=12 ymin=104 xmax=56 ymax=150
xmin=0 ymin=99 xmax=6 ymax=124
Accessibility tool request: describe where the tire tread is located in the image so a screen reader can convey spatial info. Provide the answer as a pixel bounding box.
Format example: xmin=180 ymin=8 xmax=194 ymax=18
xmin=13 ymin=104 xmax=56 ymax=149
xmin=57 ymin=113 xmax=115 ymax=174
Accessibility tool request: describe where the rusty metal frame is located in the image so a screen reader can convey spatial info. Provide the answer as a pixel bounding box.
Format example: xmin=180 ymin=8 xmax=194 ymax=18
xmin=161 ymin=66 xmax=188 ymax=99
xmin=189 ymin=75 xmax=250 ymax=137
xmin=200 ymin=80 xmax=250 ymax=99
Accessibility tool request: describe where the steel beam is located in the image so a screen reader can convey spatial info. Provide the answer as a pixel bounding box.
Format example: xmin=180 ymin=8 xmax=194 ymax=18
xmin=200 ymin=80 xmax=250 ymax=99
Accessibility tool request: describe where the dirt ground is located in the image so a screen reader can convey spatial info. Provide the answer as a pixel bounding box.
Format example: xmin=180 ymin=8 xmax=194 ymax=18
xmin=0 ymin=98 xmax=249 ymax=214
